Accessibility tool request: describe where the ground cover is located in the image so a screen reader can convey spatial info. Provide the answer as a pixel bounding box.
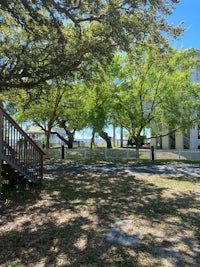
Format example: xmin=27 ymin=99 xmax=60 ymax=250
xmin=0 ymin=161 xmax=200 ymax=267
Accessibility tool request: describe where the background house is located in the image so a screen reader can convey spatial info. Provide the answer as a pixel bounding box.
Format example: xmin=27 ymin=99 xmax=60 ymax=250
xmin=26 ymin=126 xmax=66 ymax=147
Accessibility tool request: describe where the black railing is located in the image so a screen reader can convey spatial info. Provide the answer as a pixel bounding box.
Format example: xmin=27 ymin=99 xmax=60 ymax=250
xmin=0 ymin=107 xmax=45 ymax=183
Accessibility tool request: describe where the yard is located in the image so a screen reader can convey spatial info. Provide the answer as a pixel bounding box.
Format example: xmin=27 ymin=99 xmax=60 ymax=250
xmin=0 ymin=160 xmax=200 ymax=267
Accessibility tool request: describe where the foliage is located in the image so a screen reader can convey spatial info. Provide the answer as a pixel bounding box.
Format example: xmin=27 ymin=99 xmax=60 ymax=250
xmin=0 ymin=0 xmax=183 ymax=90
xmin=3 ymin=80 xmax=88 ymax=148
xmin=108 ymin=46 xmax=198 ymax=154
xmin=77 ymin=62 xmax=119 ymax=148
xmin=4 ymin=46 xmax=199 ymax=151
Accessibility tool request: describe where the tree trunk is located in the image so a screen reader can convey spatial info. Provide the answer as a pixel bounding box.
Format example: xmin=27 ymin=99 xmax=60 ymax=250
xmin=45 ymin=130 xmax=51 ymax=149
xmin=90 ymin=132 xmax=95 ymax=149
xmin=51 ymin=131 xmax=74 ymax=148
xmin=67 ymin=134 xmax=74 ymax=149
xmin=63 ymin=128 xmax=76 ymax=149
xmin=120 ymin=125 xmax=123 ymax=148
xmin=113 ymin=125 xmax=116 ymax=147
xmin=135 ymin=143 xmax=140 ymax=159
xmin=99 ymin=131 xmax=112 ymax=148
xmin=35 ymin=123 xmax=52 ymax=149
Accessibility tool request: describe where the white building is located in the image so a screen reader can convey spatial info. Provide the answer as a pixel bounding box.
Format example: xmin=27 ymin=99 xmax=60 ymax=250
xmin=26 ymin=126 xmax=66 ymax=147
xmin=151 ymin=50 xmax=200 ymax=150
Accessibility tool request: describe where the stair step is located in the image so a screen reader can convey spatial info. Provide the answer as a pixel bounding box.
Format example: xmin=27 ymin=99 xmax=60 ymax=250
xmin=2 ymin=162 xmax=26 ymax=182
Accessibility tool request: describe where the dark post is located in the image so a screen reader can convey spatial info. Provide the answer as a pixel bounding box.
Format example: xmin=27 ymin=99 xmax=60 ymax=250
xmin=120 ymin=125 xmax=123 ymax=148
xmin=151 ymin=145 xmax=155 ymax=160
xmin=61 ymin=145 xmax=65 ymax=159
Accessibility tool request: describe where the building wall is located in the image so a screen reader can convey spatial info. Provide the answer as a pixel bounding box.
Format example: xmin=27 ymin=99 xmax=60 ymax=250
xmin=186 ymin=50 xmax=200 ymax=149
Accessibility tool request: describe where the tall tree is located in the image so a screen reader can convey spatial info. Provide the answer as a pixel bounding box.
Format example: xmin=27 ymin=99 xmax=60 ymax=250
xmin=3 ymin=80 xmax=88 ymax=148
xmin=55 ymin=82 xmax=89 ymax=148
xmin=0 ymin=0 xmax=183 ymax=91
xmin=4 ymin=83 xmax=64 ymax=148
xmin=80 ymin=63 xmax=114 ymax=148
xmin=109 ymin=46 xmax=198 ymax=157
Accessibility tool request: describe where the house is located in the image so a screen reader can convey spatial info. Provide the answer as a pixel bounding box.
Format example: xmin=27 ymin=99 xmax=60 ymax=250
xmin=26 ymin=126 xmax=66 ymax=147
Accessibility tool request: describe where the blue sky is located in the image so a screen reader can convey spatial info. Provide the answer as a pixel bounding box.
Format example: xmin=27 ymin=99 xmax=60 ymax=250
xmin=168 ymin=0 xmax=200 ymax=50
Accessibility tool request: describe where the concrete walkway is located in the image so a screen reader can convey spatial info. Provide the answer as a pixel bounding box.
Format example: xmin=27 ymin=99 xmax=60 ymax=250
xmin=44 ymin=161 xmax=200 ymax=178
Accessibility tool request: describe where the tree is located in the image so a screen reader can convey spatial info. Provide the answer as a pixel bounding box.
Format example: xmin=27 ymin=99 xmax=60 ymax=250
xmin=109 ymin=46 xmax=198 ymax=157
xmin=3 ymin=80 xmax=88 ymax=148
xmin=55 ymin=82 xmax=89 ymax=148
xmin=80 ymin=63 xmax=114 ymax=148
xmin=4 ymin=83 xmax=64 ymax=148
xmin=0 ymin=0 xmax=183 ymax=91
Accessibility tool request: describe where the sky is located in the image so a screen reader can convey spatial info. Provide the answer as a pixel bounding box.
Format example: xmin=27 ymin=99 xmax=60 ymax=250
xmin=168 ymin=0 xmax=200 ymax=50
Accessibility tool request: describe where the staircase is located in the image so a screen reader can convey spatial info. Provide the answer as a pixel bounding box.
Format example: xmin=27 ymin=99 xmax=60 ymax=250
xmin=0 ymin=106 xmax=45 ymax=185
xmin=183 ymin=135 xmax=190 ymax=149
xmin=182 ymin=129 xmax=190 ymax=149
xmin=169 ymin=130 xmax=176 ymax=149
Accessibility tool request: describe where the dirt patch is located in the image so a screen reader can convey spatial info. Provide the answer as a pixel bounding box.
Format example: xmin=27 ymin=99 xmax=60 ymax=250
xmin=106 ymin=220 xmax=142 ymax=247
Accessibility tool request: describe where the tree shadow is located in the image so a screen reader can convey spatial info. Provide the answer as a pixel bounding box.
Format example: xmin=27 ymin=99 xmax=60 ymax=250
xmin=0 ymin=161 xmax=199 ymax=266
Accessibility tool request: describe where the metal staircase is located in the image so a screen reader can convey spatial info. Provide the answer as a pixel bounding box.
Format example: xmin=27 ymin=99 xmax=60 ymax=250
xmin=169 ymin=130 xmax=176 ymax=149
xmin=183 ymin=129 xmax=190 ymax=149
xmin=0 ymin=106 xmax=45 ymax=184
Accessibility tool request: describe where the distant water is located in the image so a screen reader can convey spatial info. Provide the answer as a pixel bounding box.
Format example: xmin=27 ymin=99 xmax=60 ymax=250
xmin=75 ymin=138 xmax=127 ymax=146
xmin=75 ymin=138 xmax=108 ymax=144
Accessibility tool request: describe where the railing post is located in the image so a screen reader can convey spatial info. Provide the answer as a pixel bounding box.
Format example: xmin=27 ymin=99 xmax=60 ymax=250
xmin=40 ymin=154 xmax=44 ymax=180
xmin=151 ymin=145 xmax=155 ymax=160
xmin=61 ymin=145 xmax=65 ymax=159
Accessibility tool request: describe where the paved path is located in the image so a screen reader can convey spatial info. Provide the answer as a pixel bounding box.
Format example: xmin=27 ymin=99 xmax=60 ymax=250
xmin=44 ymin=161 xmax=200 ymax=178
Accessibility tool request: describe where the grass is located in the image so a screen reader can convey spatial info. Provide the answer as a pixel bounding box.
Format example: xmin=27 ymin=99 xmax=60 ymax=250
xmin=0 ymin=160 xmax=200 ymax=266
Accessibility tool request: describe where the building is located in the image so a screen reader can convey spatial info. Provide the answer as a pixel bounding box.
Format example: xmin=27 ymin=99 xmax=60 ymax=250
xmin=26 ymin=126 xmax=66 ymax=147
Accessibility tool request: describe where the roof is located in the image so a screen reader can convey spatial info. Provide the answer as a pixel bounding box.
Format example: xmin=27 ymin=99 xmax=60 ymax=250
xmin=26 ymin=126 xmax=44 ymax=134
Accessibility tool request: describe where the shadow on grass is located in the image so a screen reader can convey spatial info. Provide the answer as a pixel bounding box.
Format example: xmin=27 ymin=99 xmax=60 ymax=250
xmin=0 ymin=161 xmax=200 ymax=266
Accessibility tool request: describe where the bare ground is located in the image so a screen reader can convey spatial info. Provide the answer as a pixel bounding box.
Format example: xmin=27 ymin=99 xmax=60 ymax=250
xmin=0 ymin=161 xmax=200 ymax=267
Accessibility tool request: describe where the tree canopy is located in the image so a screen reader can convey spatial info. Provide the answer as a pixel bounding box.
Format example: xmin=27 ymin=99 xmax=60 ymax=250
xmin=0 ymin=0 xmax=183 ymax=90
xmin=6 ymin=44 xmax=199 ymax=152
xmin=2 ymin=0 xmax=198 ymax=154
xmin=3 ymin=79 xmax=88 ymax=148
xmin=108 ymin=46 xmax=199 ymax=155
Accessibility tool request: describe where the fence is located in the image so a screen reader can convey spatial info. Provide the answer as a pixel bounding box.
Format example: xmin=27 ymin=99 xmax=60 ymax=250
xmin=154 ymin=149 xmax=200 ymax=160
xmin=44 ymin=147 xmax=200 ymax=161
